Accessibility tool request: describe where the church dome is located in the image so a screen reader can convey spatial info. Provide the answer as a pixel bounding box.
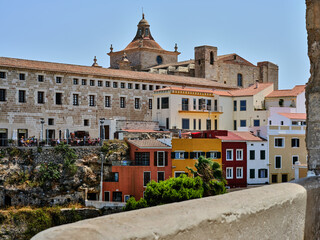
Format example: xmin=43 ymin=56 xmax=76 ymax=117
xmin=124 ymin=14 xmax=163 ymax=51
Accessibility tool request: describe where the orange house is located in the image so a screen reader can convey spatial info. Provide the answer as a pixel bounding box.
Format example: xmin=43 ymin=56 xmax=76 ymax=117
xmin=102 ymin=139 xmax=172 ymax=202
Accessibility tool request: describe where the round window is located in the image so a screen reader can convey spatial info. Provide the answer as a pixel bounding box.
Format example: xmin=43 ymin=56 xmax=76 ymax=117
xmin=156 ymin=55 xmax=163 ymax=65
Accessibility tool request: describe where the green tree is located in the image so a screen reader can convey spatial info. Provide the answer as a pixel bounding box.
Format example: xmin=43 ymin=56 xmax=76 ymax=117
xmin=124 ymin=175 xmax=203 ymax=211
xmin=187 ymin=156 xmax=227 ymax=196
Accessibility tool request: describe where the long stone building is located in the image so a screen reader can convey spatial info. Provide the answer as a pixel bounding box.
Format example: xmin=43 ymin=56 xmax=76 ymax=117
xmin=0 ymin=14 xmax=279 ymax=143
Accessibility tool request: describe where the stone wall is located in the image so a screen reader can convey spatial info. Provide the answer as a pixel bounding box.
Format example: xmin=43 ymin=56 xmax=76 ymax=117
xmin=0 ymin=146 xmax=105 ymax=207
xmin=0 ymin=67 xmax=163 ymax=140
xmin=33 ymin=177 xmax=320 ymax=240
xmin=306 ymin=0 xmax=320 ymax=175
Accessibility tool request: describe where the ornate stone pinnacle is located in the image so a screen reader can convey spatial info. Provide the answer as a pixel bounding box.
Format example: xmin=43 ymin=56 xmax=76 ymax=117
xmin=110 ymin=44 xmax=113 ymax=52
xmin=174 ymin=43 xmax=178 ymax=52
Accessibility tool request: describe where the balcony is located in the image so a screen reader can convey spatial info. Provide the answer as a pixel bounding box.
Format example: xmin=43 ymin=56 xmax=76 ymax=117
xmin=178 ymin=104 xmax=222 ymax=113
xmin=32 ymin=176 xmax=320 ymax=239
xmin=111 ymin=160 xmax=150 ymax=166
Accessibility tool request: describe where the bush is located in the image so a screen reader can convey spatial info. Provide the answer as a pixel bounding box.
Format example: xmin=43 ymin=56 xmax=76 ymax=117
xmin=124 ymin=175 xmax=203 ymax=211
xmin=38 ymin=162 xmax=61 ymax=187
xmin=54 ymin=143 xmax=77 ymax=176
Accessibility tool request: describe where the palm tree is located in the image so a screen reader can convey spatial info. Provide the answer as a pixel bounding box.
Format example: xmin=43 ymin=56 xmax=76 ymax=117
xmin=187 ymin=156 xmax=226 ymax=196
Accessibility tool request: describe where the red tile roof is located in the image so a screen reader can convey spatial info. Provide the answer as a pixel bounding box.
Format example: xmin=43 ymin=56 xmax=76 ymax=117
xmin=266 ymin=85 xmax=305 ymax=98
xmin=216 ymin=54 xmax=256 ymax=67
xmin=155 ymin=87 xmax=218 ymax=94
xmin=215 ymin=131 xmax=245 ymax=141
xmin=127 ymin=139 xmax=170 ymax=148
xmin=124 ymin=39 xmax=163 ymax=51
xmin=0 ymin=57 xmax=234 ymax=90
xmin=278 ymin=113 xmax=306 ymax=120
xmin=233 ymin=131 xmax=264 ymax=141
xmin=213 ymin=83 xmax=273 ymax=97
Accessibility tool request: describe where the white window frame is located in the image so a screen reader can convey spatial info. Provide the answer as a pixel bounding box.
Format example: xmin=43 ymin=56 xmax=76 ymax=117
xmin=174 ymin=151 xmax=185 ymax=160
xmin=104 ymin=94 xmax=112 ymax=108
xmin=236 ymin=167 xmax=243 ymax=179
xmin=55 ymin=75 xmax=63 ymax=84
xmin=274 ymin=137 xmax=285 ymax=148
xmin=35 ymin=89 xmax=46 ymax=105
xmin=143 ymin=171 xmax=151 ymax=187
xmin=226 ymin=149 xmax=233 ymax=161
xmin=208 ymin=151 xmax=219 ymax=159
xmin=291 ymin=138 xmax=300 ymax=148
xmin=157 ymin=151 xmax=165 ymax=167
xmin=292 ymin=155 xmax=299 ymax=168
xmin=157 ymin=171 xmax=165 ymax=182
xmin=37 ymin=74 xmax=45 ymax=82
xmin=124 ymin=195 xmax=130 ymax=202
xmin=134 ymin=97 xmax=141 ymax=110
xmin=236 ymin=149 xmax=243 ymax=161
xmin=88 ymin=94 xmax=96 ymax=107
xmin=275 ymin=155 xmax=282 ymax=169
xmin=16 ymin=88 xmax=28 ymax=104
xmin=120 ymin=96 xmax=126 ymax=108
xmin=174 ymin=171 xmax=185 ymax=178
xmin=226 ymin=167 xmax=233 ymax=179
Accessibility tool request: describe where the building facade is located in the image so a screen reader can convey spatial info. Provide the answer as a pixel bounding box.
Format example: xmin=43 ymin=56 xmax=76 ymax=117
xmin=171 ymin=138 xmax=222 ymax=178
xmin=102 ymin=139 xmax=172 ymax=202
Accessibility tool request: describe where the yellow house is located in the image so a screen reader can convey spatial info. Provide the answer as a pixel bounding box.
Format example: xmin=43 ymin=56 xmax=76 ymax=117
xmin=171 ymin=138 xmax=222 ymax=177
xmin=267 ymin=113 xmax=307 ymax=183
xmin=152 ymin=87 xmax=223 ymax=131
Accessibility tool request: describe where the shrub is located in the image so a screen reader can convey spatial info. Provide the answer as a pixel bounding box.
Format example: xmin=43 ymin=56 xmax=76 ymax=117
xmin=124 ymin=175 xmax=203 ymax=211
xmin=54 ymin=143 xmax=77 ymax=176
xmin=38 ymin=162 xmax=61 ymax=187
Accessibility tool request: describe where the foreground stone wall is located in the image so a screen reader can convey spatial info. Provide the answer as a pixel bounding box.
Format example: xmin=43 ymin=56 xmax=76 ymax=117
xmin=306 ymin=0 xmax=320 ymax=175
xmin=32 ymin=180 xmax=316 ymax=240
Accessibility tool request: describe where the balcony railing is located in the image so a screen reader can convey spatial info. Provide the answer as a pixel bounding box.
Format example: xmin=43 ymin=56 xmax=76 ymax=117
xmin=178 ymin=105 xmax=222 ymax=112
xmin=111 ymin=160 xmax=150 ymax=166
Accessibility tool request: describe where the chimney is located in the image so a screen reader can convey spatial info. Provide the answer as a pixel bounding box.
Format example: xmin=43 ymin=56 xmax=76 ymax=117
xmin=255 ymin=80 xmax=259 ymax=89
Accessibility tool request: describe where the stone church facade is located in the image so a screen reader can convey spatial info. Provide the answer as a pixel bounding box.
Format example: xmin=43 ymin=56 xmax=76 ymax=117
xmin=0 ymin=14 xmax=278 ymax=143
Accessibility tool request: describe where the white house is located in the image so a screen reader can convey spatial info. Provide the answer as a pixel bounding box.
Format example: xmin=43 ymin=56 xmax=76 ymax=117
xmin=233 ymin=131 xmax=269 ymax=185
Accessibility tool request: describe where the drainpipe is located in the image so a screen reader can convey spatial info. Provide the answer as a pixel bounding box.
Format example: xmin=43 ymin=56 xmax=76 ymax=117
xmin=99 ymin=153 xmax=105 ymax=201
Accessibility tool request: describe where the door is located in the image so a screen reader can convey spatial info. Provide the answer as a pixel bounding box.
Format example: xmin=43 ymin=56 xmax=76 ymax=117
xmin=104 ymin=125 xmax=110 ymax=140
xmin=282 ymin=174 xmax=288 ymax=182
xmin=18 ymin=129 xmax=28 ymax=146
xmin=0 ymin=129 xmax=8 ymax=146
xmin=104 ymin=191 xmax=110 ymax=201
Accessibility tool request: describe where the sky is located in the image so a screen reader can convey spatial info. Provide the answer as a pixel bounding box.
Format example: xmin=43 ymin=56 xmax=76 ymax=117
xmin=0 ymin=0 xmax=308 ymax=90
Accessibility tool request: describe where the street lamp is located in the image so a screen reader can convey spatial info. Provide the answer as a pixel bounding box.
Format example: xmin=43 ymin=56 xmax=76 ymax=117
xmin=40 ymin=118 xmax=45 ymax=143
xmin=99 ymin=118 xmax=105 ymax=146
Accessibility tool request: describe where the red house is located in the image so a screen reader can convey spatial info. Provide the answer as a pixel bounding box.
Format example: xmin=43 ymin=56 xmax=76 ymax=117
xmin=102 ymin=139 xmax=172 ymax=202
xmin=216 ymin=132 xmax=247 ymax=188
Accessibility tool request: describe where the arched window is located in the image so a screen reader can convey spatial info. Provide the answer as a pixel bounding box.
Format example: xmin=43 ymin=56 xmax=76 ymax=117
xmin=210 ymin=51 xmax=214 ymax=65
xmin=145 ymin=28 xmax=149 ymax=36
xmin=138 ymin=29 xmax=142 ymax=36
xmin=237 ymin=74 xmax=243 ymax=87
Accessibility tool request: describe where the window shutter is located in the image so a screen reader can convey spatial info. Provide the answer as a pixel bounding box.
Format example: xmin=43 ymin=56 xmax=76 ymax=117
xmin=184 ymin=152 xmax=189 ymax=159
xmin=190 ymin=152 xmax=194 ymax=159
xmin=217 ymin=152 xmax=221 ymax=159
xmin=171 ymin=152 xmax=176 ymax=159
xmin=154 ymin=152 xmax=157 ymax=166
xmin=165 ymin=152 xmax=168 ymax=166
xmin=291 ymin=139 xmax=294 ymax=147
xmin=206 ymin=152 xmax=210 ymax=158
xmin=297 ymin=139 xmax=300 ymax=147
